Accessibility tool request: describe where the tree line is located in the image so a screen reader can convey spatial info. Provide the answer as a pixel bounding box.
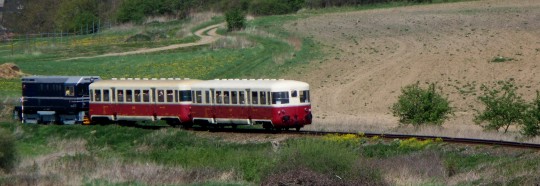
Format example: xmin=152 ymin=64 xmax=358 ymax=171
xmin=2 ymin=0 xmax=434 ymax=34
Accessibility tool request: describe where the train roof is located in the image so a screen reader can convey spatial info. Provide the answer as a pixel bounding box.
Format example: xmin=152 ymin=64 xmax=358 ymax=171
xmin=21 ymin=76 xmax=101 ymax=84
xmin=89 ymin=78 xmax=202 ymax=89
xmin=191 ymin=79 xmax=309 ymax=91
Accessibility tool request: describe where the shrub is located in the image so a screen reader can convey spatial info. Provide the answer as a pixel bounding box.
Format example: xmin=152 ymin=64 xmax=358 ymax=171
xmin=55 ymin=0 xmax=99 ymax=33
xmin=0 ymin=128 xmax=18 ymax=173
xmin=225 ymin=9 xmax=246 ymax=31
xmin=521 ymin=91 xmax=540 ymax=136
xmin=474 ymin=80 xmax=529 ymax=133
xmin=392 ymin=82 xmax=452 ymax=126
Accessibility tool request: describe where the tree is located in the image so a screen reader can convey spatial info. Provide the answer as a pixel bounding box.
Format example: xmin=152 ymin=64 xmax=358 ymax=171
xmin=225 ymin=9 xmax=246 ymax=32
xmin=55 ymin=0 xmax=99 ymax=33
xmin=474 ymin=80 xmax=528 ymax=133
xmin=392 ymin=82 xmax=452 ymax=126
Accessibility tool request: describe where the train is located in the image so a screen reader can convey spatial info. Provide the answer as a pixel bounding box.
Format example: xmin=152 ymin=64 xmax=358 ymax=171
xmin=13 ymin=76 xmax=313 ymax=131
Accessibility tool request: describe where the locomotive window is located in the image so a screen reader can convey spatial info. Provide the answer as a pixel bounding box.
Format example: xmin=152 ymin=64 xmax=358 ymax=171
xmin=251 ymin=92 xmax=258 ymax=105
xmin=134 ymin=90 xmax=141 ymax=102
xmin=117 ymin=90 xmax=124 ymax=102
xmin=103 ymin=90 xmax=110 ymax=102
xmin=143 ymin=90 xmax=150 ymax=102
xmin=166 ymin=90 xmax=174 ymax=103
xmin=231 ymin=91 xmax=238 ymax=104
xmin=157 ymin=90 xmax=165 ymax=102
xmin=260 ymin=92 xmax=267 ymax=105
xmin=95 ymin=90 xmax=101 ymax=102
xmin=126 ymin=90 xmax=133 ymax=102
xmin=205 ymin=91 xmax=210 ymax=104
xmin=300 ymin=90 xmax=310 ymax=103
xmin=272 ymin=92 xmax=290 ymax=104
xmin=291 ymin=90 xmax=298 ymax=97
xmin=223 ymin=91 xmax=230 ymax=104
xmin=239 ymin=91 xmax=245 ymax=104
xmin=179 ymin=90 xmax=192 ymax=102
xmin=215 ymin=91 xmax=222 ymax=104
xmin=65 ymin=86 xmax=75 ymax=96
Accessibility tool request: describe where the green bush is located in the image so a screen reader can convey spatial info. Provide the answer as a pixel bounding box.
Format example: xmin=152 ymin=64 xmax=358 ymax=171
xmin=55 ymin=0 xmax=99 ymax=33
xmin=521 ymin=91 xmax=540 ymax=136
xmin=225 ymin=9 xmax=246 ymax=31
xmin=392 ymin=82 xmax=452 ymax=126
xmin=474 ymin=80 xmax=529 ymax=133
xmin=0 ymin=128 xmax=18 ymax=173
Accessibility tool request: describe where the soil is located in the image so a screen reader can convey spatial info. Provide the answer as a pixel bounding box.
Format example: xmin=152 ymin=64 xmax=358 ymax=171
xmin=0 ymin=63 xmax=24 ymax=79
xmin=284 ymin=0 xmax=540 ymax=139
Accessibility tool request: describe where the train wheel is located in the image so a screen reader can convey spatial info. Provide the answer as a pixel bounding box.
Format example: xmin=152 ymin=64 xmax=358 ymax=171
xmin=232 ymin=125 xmax=237 ymax=129
xmin=295 ymin=127 xmax=301 ymax=132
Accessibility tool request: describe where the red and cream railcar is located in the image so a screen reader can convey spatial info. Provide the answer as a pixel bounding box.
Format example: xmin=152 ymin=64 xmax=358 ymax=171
xmin=190 ymin=79 xmax=312 ymax=130
xmin=88 ymin=78 xmax=202 ymax=126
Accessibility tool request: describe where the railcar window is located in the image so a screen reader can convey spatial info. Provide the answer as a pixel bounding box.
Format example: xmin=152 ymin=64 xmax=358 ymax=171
xmin=239 ymin=91 xmax=245 ymax=104
xmin=224 ymin=91 xmax=230 ymax=104
xmin=195 ymin=91 xmax=202 ymax=103
xmin=291 ymin=90 xmax=298 ymax=97
xmin=157 ymin=90 xmax=165 ymax=102
xmin=65 ymin=86 xmax=75 ymax=96
xmin=216 ymin=91 xmax=222 ymax=104
xmin=103 ymin=90 xmax=110 ymax=102
xmin=231 ymin=91 xmax=238 ymax=104
xmin=95 ymin=90 xmax=101 ymax=102
xmin=90 ymin=90 xmax=94 ymax=101
xmin=117 ymin=90 xmax=124 ymax=102
xmin=272 ymin=92 xmax=290 ymax=104
xmin=142 ymin=90 xmax=150 ymax=102
xmin=166 ymin=90 xmax=174 ymax=103
xmin=251 ymin=92 xmax=258 ymax=104
xmin=126 ymin=90 xmax=133 ymax=102
xmin=205 ymin=91 xmax=210 ymax=104
xmin=179 ymin=90 xmax=192 ymax=102
xmin=260 ymin=92 xmax=267 ymax=105
xmin=134 ymin=90 xmax=141 ymax=102
xmin=300 ymin=90 xmax=310 ymax=103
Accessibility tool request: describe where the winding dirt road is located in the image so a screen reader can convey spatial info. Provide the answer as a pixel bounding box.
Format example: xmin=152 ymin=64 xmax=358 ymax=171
xmin=65 ymin=23 xmax=225 ymax=60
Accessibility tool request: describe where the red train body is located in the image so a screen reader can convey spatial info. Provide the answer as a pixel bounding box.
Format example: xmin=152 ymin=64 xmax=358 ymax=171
xmin=87 ymin=78 xmax=312 ymax=130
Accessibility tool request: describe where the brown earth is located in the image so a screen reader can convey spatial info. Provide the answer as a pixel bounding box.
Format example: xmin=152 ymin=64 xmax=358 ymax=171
xmin=0 ymin=63 xmax=24 ymax=79
xmin=284 ymin=0 xmax=540 ymax=141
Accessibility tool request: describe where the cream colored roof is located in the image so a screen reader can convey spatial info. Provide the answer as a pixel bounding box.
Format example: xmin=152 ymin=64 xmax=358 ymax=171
xmin=191 ymin=79 xmax=310 ymax=92
xmin=90 ymin=78 xmax=202 ymax=90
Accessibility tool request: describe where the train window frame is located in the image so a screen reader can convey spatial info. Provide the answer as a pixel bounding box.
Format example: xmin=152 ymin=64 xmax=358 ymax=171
xmin=142 ymin=90 xmax=150 ymax=102
xmin=157 ymin=90 xmax=165 ymax=103
xmin=126 ymin=90 xmax=133 ymax=102
xmin=94 ymin=89 xmax=101 ymax=102
xmin=251 ymin=91 xmax=258 ymax=105
xmin=90 ymin=89 xmax=94 ymax=102
xmin=300 ymin=90 xmax=310 ymax=103
xmin=65 ymin=86 xmax=75 ymax=96
xmin=117 ymin=90 xmax=124 ymax=102
xmin=216 ymin=91 xmax=222 ymax=104
xmin=205 ymin=91 xmax=210 ymax=104
xmin=239 ymin=91 xmax=245 ymax=104
xmin=271 ymin=91 xmax=290 ymax=104
xmin=223 ymin=91 xmax=230 ymax=104
xmin=166 ymin=90 xmax=174 ymax=103
xmin=134 ymin=90 xmax=141 ymax=102
xmin=231 ymin=91 xmax=238 ymax=104
xmin=260 ymin=91 xmax=267 ymax=105
xmin=195 ymin=91 xmax=202 ymax=104
xmin=179 ymin=90 xmax=192 ymax=102
xmin=291 ymin=90 xmax=298 ymax=98
xmin=103 ymin=89 xmax=110 ymax=102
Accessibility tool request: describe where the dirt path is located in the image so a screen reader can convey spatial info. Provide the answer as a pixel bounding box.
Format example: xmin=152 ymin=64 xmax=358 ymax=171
xmin=64 ymin=23 xmax=225 ymax=60
xmin=285 ymin=0 xmax=540 ymax=141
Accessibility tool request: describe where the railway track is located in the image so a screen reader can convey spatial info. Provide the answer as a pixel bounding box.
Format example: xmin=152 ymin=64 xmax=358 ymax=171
xmin=187 ymin=126 xmax=540 ymax=149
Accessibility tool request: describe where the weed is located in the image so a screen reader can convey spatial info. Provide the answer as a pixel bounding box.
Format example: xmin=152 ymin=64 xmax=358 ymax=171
xmin=491 ymin=56 xmax=514 ymax=63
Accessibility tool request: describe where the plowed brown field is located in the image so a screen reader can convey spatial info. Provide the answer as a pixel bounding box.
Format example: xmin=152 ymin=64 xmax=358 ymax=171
xmin=284 ymin=0 xmax=540 ymax=140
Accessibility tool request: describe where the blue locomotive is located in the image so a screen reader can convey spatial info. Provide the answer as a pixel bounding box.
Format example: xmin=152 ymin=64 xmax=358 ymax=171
xmin=13 ymin=76 xmax=101 ymax=124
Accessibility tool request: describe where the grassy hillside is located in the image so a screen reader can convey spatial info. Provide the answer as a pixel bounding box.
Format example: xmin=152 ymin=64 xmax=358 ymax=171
xmin=2 ymin=0 xmax=540 ymax=185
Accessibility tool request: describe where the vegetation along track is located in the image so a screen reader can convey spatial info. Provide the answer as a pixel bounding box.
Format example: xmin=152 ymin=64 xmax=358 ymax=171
xmin=180 ymin=126 xmax=540 ymax=149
